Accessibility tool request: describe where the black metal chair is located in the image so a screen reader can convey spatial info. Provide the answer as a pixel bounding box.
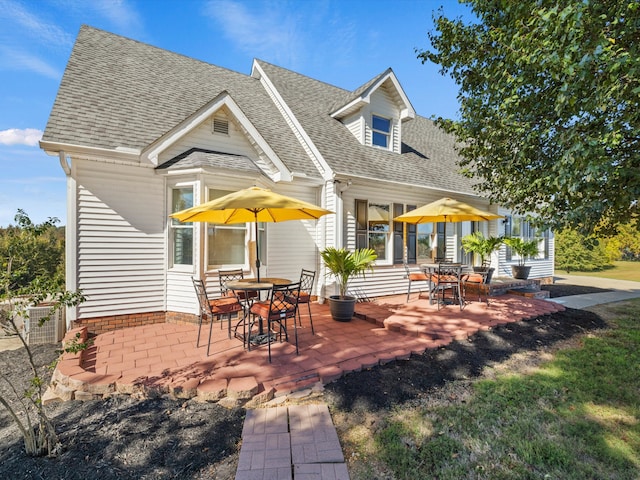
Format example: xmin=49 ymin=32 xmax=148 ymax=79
xmin=192 ymin=277 xmax=244 ymax=356
xmin=429 ymin=263 xmax=464 ymax=310
xmin=218 ymin=268 xmax=257 ymax=312
xmin=248 ymin=282 xmax=301 ymax=362
xmin=294 ymin=269 xmax=315 ymax=334
xmin=404 ymin=263 xmax=430 ymax=302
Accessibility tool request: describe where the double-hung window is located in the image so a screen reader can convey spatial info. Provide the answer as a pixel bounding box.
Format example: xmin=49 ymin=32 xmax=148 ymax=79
xmin=170 ymin=187 xmax=194 ymax=266
xmin=372 ymin=115 xmax=391 ymax=149
xmin=505 ymin=216 xmax=549 ymax=260
xmin=206 ymin=189 xmax=267 ymax=270
xmin=207 ymin=189 xmax=247 ymax=269
xmin=356 ymin=200 xmax=391 ymax=262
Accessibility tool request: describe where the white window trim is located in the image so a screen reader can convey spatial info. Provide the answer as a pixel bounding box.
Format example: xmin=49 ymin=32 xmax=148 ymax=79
xmin=371 ymin=114 xmax=392 ymax=150
xmin=168 ymin=183 xmax=196 ymax=272
xmin=368 ymin=201 xmax=392 ymax=266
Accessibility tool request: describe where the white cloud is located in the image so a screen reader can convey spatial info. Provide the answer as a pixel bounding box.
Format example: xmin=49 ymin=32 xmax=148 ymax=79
xmin=92 ymin=0 xmax=144 ymax=34
xmin=0 ymin=47 xmax=60 ymax=78
xmin=0 ymin=128 xmax=43 ymax=146
xmin=0 ymin=0 xmax=73 ymax=48
xmin=203 ymin=0 xmax=303 ymax=66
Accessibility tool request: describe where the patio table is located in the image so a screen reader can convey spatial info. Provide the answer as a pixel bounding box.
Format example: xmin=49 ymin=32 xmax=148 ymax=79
xmin=421 ymin=263 xmax=466 ymax=308
xmin=225 ymin=277 xmax=291 ymax=346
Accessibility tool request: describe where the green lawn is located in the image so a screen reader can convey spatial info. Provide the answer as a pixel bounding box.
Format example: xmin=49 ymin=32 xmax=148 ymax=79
xmin=347 ymin=300 xmax=640 ymax=479
xmin=556 ymin=261 xmax=640 ymax=282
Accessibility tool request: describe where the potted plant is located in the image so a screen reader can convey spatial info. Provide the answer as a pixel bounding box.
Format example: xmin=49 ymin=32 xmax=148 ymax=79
xmin=461 ymin=232 xmax=503 ymax=284
xmin=503 ymin=237 xmax=539 ymax=279
xmin=320 ymin=247 xmax=377 ymax=321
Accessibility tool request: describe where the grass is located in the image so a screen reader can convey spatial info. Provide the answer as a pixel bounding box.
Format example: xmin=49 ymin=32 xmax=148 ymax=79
xmin=351 ymin=300 xmax=640 ymax=479
xmin=557 ymin=261 xmax=640 ymax=282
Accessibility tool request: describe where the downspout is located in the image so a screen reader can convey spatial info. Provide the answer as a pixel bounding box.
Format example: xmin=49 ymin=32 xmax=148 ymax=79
xmin=58 ymin=151 xmax=71 ymax=175
xmin=58 ymin=151 xmax=77 ymax=328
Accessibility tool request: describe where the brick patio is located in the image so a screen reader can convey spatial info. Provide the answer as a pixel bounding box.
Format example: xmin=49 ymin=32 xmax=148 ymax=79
xmin=47 ymin=293 xmax=565 ymax=405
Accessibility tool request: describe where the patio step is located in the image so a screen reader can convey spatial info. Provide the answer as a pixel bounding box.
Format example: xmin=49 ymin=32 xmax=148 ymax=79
xmin=506 ymin=287 xmax=550 ymax=299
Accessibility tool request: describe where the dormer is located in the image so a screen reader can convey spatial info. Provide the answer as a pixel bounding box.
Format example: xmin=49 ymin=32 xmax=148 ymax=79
xmin=331 ymin=69 xmax=415 ymax=154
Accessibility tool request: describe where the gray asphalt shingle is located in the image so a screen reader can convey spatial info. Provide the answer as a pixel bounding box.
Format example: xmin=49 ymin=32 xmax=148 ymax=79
xmin=43 ymin=26 xmax=476 ymax=196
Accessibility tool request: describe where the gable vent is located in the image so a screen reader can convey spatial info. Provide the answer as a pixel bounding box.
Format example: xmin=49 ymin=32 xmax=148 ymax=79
xmin=212 ymin=118 xmax=229 ymax=135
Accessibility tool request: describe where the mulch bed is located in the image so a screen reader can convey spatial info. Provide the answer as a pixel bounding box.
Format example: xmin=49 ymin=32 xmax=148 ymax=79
xmin=0 ymin=294 xmax=607 ymax=479
xmin=540 ymin=283 xmax=612 ymax=298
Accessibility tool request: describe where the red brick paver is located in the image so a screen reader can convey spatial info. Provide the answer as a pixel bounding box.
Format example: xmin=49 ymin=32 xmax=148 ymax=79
xmin=50 ymin=294 xmax=565 ymax=404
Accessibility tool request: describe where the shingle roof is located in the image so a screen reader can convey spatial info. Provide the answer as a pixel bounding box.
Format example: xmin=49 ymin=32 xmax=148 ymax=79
xmin=43 ymin=26 xmax=475 ymax=195
xmin=255 ymin=60 xmax=476 ymax=195
xmin=42 ymin=25 xmax=317 ymax=177
xmin=156 ymin=148 xmax=260 ymax=173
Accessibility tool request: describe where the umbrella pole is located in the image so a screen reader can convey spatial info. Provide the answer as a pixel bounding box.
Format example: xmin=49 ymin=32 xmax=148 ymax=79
xmin=254 ymin=213 xmax=260 ymax=282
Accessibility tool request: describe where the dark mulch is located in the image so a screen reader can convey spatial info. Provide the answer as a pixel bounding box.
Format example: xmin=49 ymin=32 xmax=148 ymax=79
xmin=540 ymin=283 xmax=612 ymax=298
xmin=323 ymin=307 xmax=606 ymax=412
xmin=0 ymin=300 xmax=607 ymax=479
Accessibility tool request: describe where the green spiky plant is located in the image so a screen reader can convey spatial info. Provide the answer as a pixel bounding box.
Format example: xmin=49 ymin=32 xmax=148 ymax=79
xmin=320 ymin=247 xmax=377 ymax=298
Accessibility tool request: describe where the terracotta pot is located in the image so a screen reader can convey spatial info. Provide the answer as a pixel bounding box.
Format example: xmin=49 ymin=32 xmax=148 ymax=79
xmin=328 ymin=295 xmax=356 ymax=322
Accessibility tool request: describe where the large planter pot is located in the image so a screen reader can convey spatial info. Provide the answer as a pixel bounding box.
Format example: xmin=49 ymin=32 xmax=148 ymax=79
xmin=511 ymin=265 xmax=531 ymax=280
xmin=328 ymin=295 xmax=356 ymax=322
xmin=473 ymin=266 xmax=495 ymax=284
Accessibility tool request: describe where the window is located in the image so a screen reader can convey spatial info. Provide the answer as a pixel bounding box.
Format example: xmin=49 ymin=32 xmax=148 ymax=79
xmin=505 ymin=216 xmax=549 ymax=260
xmin=170 ymin=187 xmax=193 ymax=266
xmin=367 ymin=203 xmax=391 ymax=261
xmin=417 ymin=223 xmax=434 ymax=263
xmin=372 ymin=115 xmax=391 ymax=148
xmin=207 ymin=189 xmax=247 ymax=268
xmin=355 ymin=200 xmax=391 ymax=262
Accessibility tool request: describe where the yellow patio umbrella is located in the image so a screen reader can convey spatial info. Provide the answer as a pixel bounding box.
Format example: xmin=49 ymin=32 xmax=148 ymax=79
xmin=171 ymin=186 xmax=333 ymax=280
xmin=394 ymin=197 xmax=503 ymax=261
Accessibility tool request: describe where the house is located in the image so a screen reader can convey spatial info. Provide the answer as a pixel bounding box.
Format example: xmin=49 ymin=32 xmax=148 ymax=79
xmin=40 ymin=26 xmax=554 ymax=333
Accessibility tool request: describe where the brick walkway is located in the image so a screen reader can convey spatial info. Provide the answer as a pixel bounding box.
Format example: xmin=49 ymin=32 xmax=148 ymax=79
xmin=49 ymin=293 xmax=565 ymax=406
xmin=237 ymin=404 xmax=348 ymax=480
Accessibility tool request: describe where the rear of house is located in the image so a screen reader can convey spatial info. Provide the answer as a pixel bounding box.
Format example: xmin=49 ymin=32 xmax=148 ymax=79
xmin=40 ymin=26 xmax=554 ymax=333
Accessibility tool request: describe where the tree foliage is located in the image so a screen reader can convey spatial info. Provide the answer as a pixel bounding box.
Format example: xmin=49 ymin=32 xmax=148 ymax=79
xmin=0 ymin=210 xmax=65 ymax=295
xmin=602 ymin=222 xmax=640 ymax=260
xmin=554 ymin=229 xmax=611 ymax=272
xmin=1 ymin=210 xmax=84 ymax=457
xmin=419 ymin=0 xmax=640 ymax=236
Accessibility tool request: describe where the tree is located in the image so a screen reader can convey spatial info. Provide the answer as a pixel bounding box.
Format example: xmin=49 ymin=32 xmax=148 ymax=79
xmin=602 ymin=222 xmax=640 ymax=260
xmin=554 ymin=229 xmax=611 ymax=272
xmin=0 ymin=210 xmax=84 ymax=457
xmin=419 ymin=1 xmax=639 ymax=236
xmin=0 ymin=210 xmax=65 ymax=293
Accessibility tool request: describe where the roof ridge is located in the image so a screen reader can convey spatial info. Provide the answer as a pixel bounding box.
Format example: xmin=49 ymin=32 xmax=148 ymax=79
xmin=254 ymin=58 xmax=352 ymax=94
xmin=79 ymin=24 xmax=255 ymax=80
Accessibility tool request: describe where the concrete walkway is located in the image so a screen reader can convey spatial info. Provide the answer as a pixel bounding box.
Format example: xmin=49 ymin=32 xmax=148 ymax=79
xmin=549 ymin=274 xmax=640 ymax=309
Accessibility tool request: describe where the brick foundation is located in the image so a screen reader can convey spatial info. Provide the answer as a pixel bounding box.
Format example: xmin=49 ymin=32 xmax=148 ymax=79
xmin=72 ymin=311 xmax=202 ymax=335
xmin=72 ymin=311 xmax=167 ymax=335
xmin=166 ymin=311 xmax=199 ymax=325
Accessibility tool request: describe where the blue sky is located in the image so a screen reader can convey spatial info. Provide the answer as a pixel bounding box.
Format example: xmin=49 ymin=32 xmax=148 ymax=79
xmin=0 ymin=0 xmax=473 ymax=227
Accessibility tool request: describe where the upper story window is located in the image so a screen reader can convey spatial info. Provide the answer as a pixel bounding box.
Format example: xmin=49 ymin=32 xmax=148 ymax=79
xmin=372 ymin=115 xmax=391 ymax=149
xmin=170 ymin=187 xmax=194 ymax=266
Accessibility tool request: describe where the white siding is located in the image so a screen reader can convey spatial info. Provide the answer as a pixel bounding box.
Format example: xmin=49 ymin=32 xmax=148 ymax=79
xmin=262 ymin=183 xmax=325 ymax=289
xmin=75 ymin=160 xmax=165 ymax=318
xmin=167 ymin=270 xmax=197 ymax=314
xmin=363 ymin=86 xmax=401 ymax=153
xmin=343 ymin=113 xmax=363 ymax=144
xmin=158 ymin=111 xmax=258 ymax=164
